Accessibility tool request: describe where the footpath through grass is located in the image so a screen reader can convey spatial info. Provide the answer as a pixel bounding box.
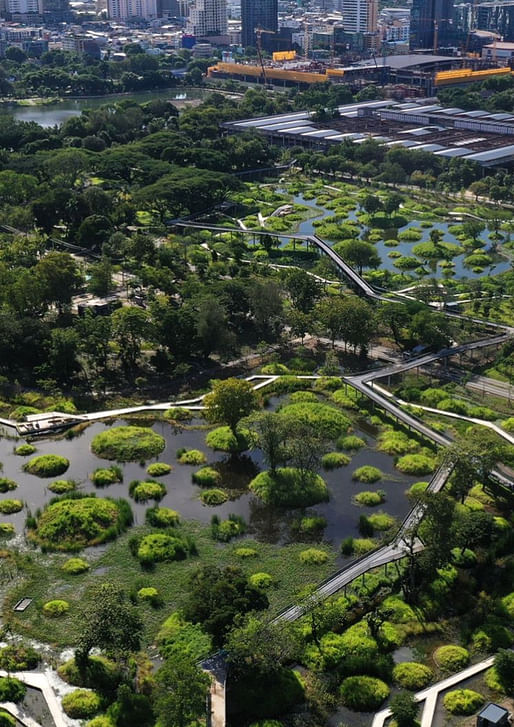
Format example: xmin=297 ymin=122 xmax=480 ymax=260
xmin=3 ymin=521 xmax=337 ymax=648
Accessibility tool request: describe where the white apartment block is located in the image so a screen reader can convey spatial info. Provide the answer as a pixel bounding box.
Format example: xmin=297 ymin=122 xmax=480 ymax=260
xmin=6 ymin=0 xmax=40 ymax=14
xmin=108 ymin=0 xmax=157 ymax=19
xmin=187 ymin=0 xmax=227 ymax=36
xmin=340 ymin=0 xmax=377 ymax=33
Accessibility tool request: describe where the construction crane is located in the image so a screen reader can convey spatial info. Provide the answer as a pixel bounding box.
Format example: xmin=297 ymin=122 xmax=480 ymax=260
xmin=255 ymin=27 xmax=276 ymax=87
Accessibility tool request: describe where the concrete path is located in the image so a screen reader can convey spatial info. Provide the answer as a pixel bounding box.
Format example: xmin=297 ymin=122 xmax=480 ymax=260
xmin=371 ymin=656 xmax=495 ymax=727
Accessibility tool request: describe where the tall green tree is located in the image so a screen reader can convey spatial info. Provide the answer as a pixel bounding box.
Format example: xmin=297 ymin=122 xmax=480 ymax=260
xmin=154 ymin=651 xmax=210 ymax=727
xmin=204 ymin=378 xmax=258 ymax=435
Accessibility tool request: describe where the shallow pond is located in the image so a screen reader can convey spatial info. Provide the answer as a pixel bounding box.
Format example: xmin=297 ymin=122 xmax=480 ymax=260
xmin=0 ymin=409 xmax=421 ymax=549
xmin=282 ymin=192 xmax=510 ymax=280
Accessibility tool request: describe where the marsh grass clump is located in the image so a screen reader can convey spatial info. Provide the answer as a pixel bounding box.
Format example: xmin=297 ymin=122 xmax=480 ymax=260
xmin=277 ymin=402 xmax=349 ymax=440
xmin=14 ymin=444 xmax=36 ymax=456
xmin=0 ymin=523 xmax=14 ymax=538
xmin=352 ymin=466 xmax=383 ymax=483
xmin=146 ymin=462 xmax=172 ymax=477
xmin=129 ymin=480 xmax=166 ymax=503
xmin=177 ymin=449 xmax=207 ymax=465
xmin=192 ymin=467 xmax=221 ymax=487
xmin=0 ymin=645 xmax=40 ymax=671
xmin=91 ymin=426 xmax=165 ymax=462
xmin=0 ymin=499 xmax=22 ymax=514
xmin=321 ymin=452 xmax=350 ymax=469
xmin=354 ymin=491 xmax=385 ymax=506
xmin=338 ymin=434 xmax=366 ymax=451
xmin=396 ymin=453 xmax=436 ymax=475
xmin=292 ymin=515 xmax=327 ymax=534
xmin=29 ymin=494 xmax=133 ymax=551
xmin=48 ymin=479 xmax=76 ymax=494
xmin=136 ymin=533 xmax=191 ymax=566
xmin=0 ymin=677 xmax=26 ymax=703
xmin=62 ymin=690 xmax=101 ymax=719
xmin=249 ymin=572 xmax=273 ymax=589
xmin=43 ymin=599 xmax=69 ymax=617
xmin=299 ymin=548 xmax=329 ymax=565
xmin=0 ymin=478 xmax=17 ymax=493
xmin=200 ymin=489 xmax=228 ymax=506
xmin=377 ymin=429 xmax=419 ymax=456
xmin=249 ymin=468 xmax=329 ymax=508
xmin=24 ymin=454 xmax=69 ymax=477
xmin=211 ymin=514 xmax=246 ymax=542
xmin=367 ymin=512 xmax=395 ymax=531
xmin=145 ymin=506 xmax=180 ymax=527
xmin=90 ymin=466 xmax=123 ymax=487
xmin=61 ymin=557 xmax=90 ymax=575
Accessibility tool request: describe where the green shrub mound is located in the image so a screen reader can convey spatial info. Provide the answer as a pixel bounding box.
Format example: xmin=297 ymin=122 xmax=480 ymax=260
xmin=137 ymin=533 xmax=189 ymax=565
xmin=249 ymin=572 xmax=273 ymax=589
xmin=393 ymin=662 xmax=433 ymax=690
xmin=367 ymin=512 xmax=395 ymax=531
xmin=277 ymin=402 xmax=350 ymax=439
xmin=338 ymin=434 xmax=366 ymax=451
xmin=353 ymin=538 xmax=377 ymax=554
xmin=62 ymin=689 xmax=101 ymax=719
xmin=30 ymin=496 xmax=132 ymax=551
xmin=61 ymin=557 xmax=90 ymax=575
xmin=378 ymin=430 xmax=419 ymax=455
xmin=192 ymin=467 xmax=221 ymax=487
xmin=43 ymin=599 xmax=70 ymax=617
xmin=91 ymin=426 xmax=165 ymax=462
xmin=0 ymin=499 xmax=22 ymax=514
xmin=201 ymin=489 xmax=228 ymax=506
xmin=235 ymin=547 xmax=258 ymax=558
xmin=0 ymin=711 xmax=14 ymax=727
xmin=146 ymin=462 xmax=172 ymax=477
xmin=434 ymin=645 xmax=469 ymax=672
xmin=501 ymin=592 xmax=514 ymax=618
xmin=48 ymin=479 xmax=76 ymax=494
xmin=0 ymin=523 xmax=14 ymax=537
xmin=86 ymin=717 xmax=115 ymax=727
xmin=299 ymin=548 xmax=329 ymax=565
xmin=396 ymin=454 xmax=435 ymax=475
xmin=484 ymin=667 xmax=505 ymax=693
xmin=352 ymin=466 xmax=383 ymax=483
xmin=249 ymin=468 xmax=329 ymax=508
xmin=129 ymin=479 xmax=166 ymax=503
xmin=354 ymin=490 xmax=385 ymax=506
xmin=382 ymin=596 xmax=416 ymax=623
xmin=444 ymin=689 xmax=484 ymax=715
xmin=138 ymin=586 xmax=160 ymax=603
xmin=407 ymin=481 xmax=429 ymax=498
xmin=321 ymin=452 xmax=350 ymax=469
xmin=24 ymin=454 xmax=69 ymax=477
xmin=177 ymin=449 xmax=207 ymax=465
xmin=14 ymin=443 xmax=36 ymax=456
xmin=146 ymin=506 xmax=180 ymax=527
xmin=0 ymin=677 xmax=26 ymax=703
xmin=90 ymin=467 xmax=123 ymax=487
xmin=339 ymin=676 xmax=389 ymax=711
xmin=332 ymin=389 xmax=358 ymax=409
xmin=0 ymin=478 xmax=17 ymax=493
xmin=0 ymin=645 xmax=40 ymax=670
xmin=212 ymin=515 xmax=246 ymax=542
xmin=58 ymin=656 xmax=120 ymax=693
xmin=206 ymin=426 xmax=252 ymax=453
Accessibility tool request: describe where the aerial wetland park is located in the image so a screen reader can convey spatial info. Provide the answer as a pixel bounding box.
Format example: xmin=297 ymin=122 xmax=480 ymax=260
xmin=0 ymin=80 xmax=510 ymax=727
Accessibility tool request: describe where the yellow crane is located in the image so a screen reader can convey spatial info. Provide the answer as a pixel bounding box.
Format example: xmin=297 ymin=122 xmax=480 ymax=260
xmin=255 ymin=27 xmax=276 ymax=87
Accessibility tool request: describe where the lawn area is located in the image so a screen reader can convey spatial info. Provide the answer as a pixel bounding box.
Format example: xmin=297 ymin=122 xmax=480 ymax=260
xmin=3 ymin=520 xmax=337 ymax=648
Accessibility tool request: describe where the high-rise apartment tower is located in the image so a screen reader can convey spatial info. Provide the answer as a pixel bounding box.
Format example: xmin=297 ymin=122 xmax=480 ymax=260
xmin=410 ymin=0 xmax=454 ymax=48
xmin=241 ymin=0 xmax=278 ymax=49
xmin=187 ymin=0 xmax=228 ymax=37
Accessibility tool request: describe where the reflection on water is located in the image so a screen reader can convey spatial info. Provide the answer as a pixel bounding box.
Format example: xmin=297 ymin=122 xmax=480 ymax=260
xmin=0 ymin=410 xmax=420 ymax=548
